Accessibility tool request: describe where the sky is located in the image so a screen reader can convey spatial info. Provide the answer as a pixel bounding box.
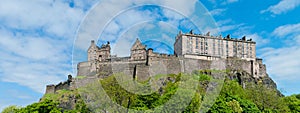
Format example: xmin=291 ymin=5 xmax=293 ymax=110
xmin=0 ymin=0 xmax=300 ymax=111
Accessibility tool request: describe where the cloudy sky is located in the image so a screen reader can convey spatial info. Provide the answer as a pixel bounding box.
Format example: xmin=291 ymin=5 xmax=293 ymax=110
xmin=0 ymin=0 xmax=300 ymax=110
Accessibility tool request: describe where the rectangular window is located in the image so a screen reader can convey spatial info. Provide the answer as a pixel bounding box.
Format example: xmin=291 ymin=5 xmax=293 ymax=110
xmin=218 ymin=40 xmax=221 ymax=56
xmin=233 ymin=42 xmax=237 ymax=57
xmin=226 ymin=41 xmax=229 ymax=56
xmin=250 ymin=44 xmax=252 ymax=58
xmin=213 ymin=39 xmax=215 ymax=55
xmin=205 ymin=38 xmax=208 ymax=55
xmin=196 ymin=38 xmax=199 ymax=49
xmin=200 ymin=38 xmax=203 ymax=54
xmin=186 ymin=38 xmax=189 ymax=53
xmin=242 ymin=43 xmax=244 ymax=58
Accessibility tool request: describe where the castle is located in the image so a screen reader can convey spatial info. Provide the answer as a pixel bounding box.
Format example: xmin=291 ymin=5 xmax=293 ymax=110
xmin=46 ymin=31 xmax=268 ymax=94
xmin=77 ymin=31 xmax=264 ymax=79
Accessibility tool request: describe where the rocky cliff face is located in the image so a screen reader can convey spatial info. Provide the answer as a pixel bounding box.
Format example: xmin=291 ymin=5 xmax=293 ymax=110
xmin=43 ymin=57 xmax=280 ymax=110
xmin=226 ymin=70 xmax=282 ymax=96
xmin=42 ymin=69 xmax=281 ymax=110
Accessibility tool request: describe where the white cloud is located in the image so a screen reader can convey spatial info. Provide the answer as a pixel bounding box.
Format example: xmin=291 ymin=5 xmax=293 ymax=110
xmin=0 ymin=0 xmax=88 ymax=93
xmin=247 ymin=33 xmax=269 ymax=47
xmin=208 ymin=0 xmax=238 ymax=5
xmin=0 ymin=0 xmax=84 ymax=39
xmin=216 ymin=19 xmax=232 ymax=26
xmin=272 ymin=23 xmax=300 ymax=37
xmin=209 ymin=8 xmax=227 ymax=16
xmin=222 ymin=0 xmax=239 ymax=5
xmin=162 ymin=0 xmax=197 ymax=18
xmin=163 ymin=9 xmax=184 ymax=20
xmin=261 ymin=46 xmax=300 ymax=81
xmin=219 ymin=23 xmax=244 ymax=33
xmin=258 ymin=22 xmax=300 ymax=87
xmin=100 ymin=9 xmax=157 ymax=42
xmin=0 ymin=29 xmax=71 ymax=93
xmin=261 ymin=0 xmax=300 ymax=15
xmin=271 ymin=23 xmax=300 ymax=47
xmin=217 ymin=22 xmax=269 ymax=47
xmin=210 ymin=19 xmax=248 ymax=35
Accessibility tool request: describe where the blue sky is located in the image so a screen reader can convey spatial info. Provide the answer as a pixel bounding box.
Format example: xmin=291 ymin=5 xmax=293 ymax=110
xmin=0 ymin=0 xmax=300 ymax=111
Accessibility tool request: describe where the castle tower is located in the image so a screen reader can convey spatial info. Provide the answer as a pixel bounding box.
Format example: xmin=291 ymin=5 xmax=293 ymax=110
xmin=87 ymin=40 xmax=99 ymax=62
xmin=131 ymin=38 xmax=147 ymax=61
xmin=87 ymin=40 xmax=111 ymax=62
xmin=98 ymin=41 xmax=111 ymax=62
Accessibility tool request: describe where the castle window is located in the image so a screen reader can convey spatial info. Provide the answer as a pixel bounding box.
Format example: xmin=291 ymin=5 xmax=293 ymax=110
xmin=196 ymin=38 xmax=199 ymax=49
xmin=200 ymin=38 xmax=203 ymax=54
xmin=250 ymin=45 xmax=252 ymax=58
xmin=213 ymin=39 xmax=215 ymax=55
xmin=233 ymin=42 xmax=237 ymax=57
xmin=226 ymin=41 xmax=228 ymax=56
xmin=218 ymin=40 xmax=221 ymax=56
xmin=242 ymin=43 xmax=245 ymax=58
xmin=205 ymin=38 xmax=208 ymax=55
xmin=245 ymin=43 xmax=248 ymax=58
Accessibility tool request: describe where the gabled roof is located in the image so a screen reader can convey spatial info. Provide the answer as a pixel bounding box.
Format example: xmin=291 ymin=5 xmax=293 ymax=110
xmin=131 ymin=38 xmax=146 ymax=51
xmin=88 ymin=40 xmax=99 ymax=52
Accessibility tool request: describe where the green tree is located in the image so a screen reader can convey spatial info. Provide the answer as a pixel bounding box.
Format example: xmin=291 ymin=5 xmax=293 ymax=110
xmin=245 ymin=83 xmax=290 ymax=112
xmin=1 ymin=105 xmax=19 ymax=113
xmin=221 ymin=80 xmax=245 ymax=98
xmin=17 ymin=99 xmax=62 ymax=113
xmin=284 ymin=94 xmax=300 ymax=113
xmin=208 ymin=96 xmax=234 ymax=113
xmin=227 ymin=100 xmax=243 ymax=113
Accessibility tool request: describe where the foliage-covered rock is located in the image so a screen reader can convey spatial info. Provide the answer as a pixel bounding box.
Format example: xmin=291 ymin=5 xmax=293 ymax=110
xmin=2 ymin=70 xmax=299 ymax=113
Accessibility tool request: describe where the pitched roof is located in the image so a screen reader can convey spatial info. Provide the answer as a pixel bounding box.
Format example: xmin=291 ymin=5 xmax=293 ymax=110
xmin=88 ymin=40 xmax=99 ymax=52
xmin=131 ymin=38 xmax=146 ymax=50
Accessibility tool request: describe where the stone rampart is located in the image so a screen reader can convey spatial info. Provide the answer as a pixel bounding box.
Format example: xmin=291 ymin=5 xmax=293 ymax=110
xmin=47 ymin=57 xmax=267 ymax=94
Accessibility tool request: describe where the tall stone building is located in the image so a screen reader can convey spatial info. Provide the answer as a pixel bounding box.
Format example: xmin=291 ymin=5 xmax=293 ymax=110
xmin=174 ymin=31 xmax=256 ymax=61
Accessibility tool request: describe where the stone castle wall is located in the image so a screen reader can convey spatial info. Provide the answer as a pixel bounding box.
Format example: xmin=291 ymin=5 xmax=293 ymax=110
xmin=77 ymin=55 xmax=265 ymax=79
xmin=47 ymin=57 xmax=267 ymax=94
xmin=45 ymin=75 xmax=73 ymax=94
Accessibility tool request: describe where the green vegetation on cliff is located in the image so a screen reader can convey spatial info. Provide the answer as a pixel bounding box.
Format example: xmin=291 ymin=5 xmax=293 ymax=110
xmin=2 ymin=70 xmax=300 ymax=113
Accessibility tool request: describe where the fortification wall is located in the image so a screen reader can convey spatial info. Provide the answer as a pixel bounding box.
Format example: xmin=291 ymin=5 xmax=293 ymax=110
xmin=47 ymin=57 xmax=268 ymax=94
xmin=45 ymin=85 xmax=55 ymax=94
xmin=226 ymin=58 xmax=252 ymax=75
xmin=77 ymin=62 xmax=91 ymax=76
xmin=45 ymin=79 xmax=72 ymax=94
xmin=73 ymin=76 xmax=98 ymax=89
xmin=55 ymin=81 xmax=71 ymax=91
xmin=77 ymin=56 xmax=266 ymax=79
